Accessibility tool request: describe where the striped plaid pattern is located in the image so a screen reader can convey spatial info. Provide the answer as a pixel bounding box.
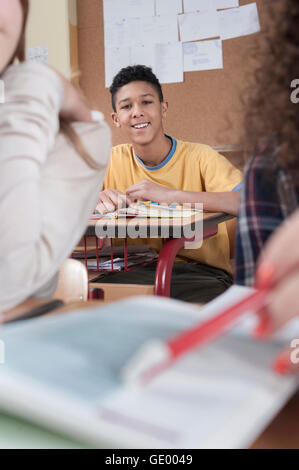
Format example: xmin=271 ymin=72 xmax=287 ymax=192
xmin=235 ymin=152 xmax=298 ymax=286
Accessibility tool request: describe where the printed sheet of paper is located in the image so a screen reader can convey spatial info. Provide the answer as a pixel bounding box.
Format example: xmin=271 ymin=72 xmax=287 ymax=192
xmin=178 ymin=11 xmax=220 ymax=42
xmin=214 ymin=0 xmax=239 ymax=9
xmin=26 ymin=46 xmax=49 ymax=64
xmin=141 ymin=15 xmax=179 ymax=45
xmin=104 ymin=16 xmax=178 ymax=49
xmin=183 ymin=39 xmax=223 ymax=72
xmin=155 ymin=0 xmax=182 ymax=16
xmin=184 ymin=0 xmax=239 ymax=12
xmin=155 ymin=42 xmax=183 ymax=84
xmin=184 ymin=0 xmax=213 ymax=13
xmin=218 ymin=3 xmax=260 ymax=40
xmin=104 ymin=19 xmax=127 ymax=49
xmin=131 ymin=44 xmax=156 ymax=72
xmin=103 ymin=0 xmax=155 ymax=21
xmin=105 ymin=46 xmax=131 ymax=88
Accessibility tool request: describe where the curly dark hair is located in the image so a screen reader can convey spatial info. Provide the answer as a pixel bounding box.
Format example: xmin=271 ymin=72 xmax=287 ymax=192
xmin=110 ymin=65 xmax=164 ymax=112
xmin=243 ymin=0 xmax=299 ymax=172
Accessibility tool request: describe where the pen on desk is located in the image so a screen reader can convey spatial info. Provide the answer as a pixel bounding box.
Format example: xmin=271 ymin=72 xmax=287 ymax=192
xmin=123 ymin=287 xmax=271 ymax=386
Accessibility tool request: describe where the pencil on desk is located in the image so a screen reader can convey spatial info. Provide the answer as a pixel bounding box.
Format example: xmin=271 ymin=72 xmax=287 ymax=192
xmin=123 ymin=287 xmax=271 ymax=386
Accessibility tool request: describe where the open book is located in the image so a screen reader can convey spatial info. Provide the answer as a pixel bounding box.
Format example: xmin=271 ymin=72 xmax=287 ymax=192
xmin=0 ymin=286 xmax=298 ymax=449
xmin=93 ymin=202 xmax=203 ymax=219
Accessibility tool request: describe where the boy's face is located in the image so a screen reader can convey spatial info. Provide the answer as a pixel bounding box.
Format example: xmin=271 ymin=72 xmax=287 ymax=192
xmin=111 ymin=81 xmax=168 ymax=147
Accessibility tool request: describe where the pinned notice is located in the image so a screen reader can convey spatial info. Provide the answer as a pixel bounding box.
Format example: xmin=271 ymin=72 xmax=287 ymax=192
xmin=218 ymin=3 xmax=261 ymax=40
xmin=183 ymin=39 xmax=223 ymax=72
xmin=178 ymin=11 xmax=220 ymax=43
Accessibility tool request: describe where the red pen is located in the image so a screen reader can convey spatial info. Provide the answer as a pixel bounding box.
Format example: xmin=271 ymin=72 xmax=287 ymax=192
xmin=123 ymin=286 xmax=272 ymax=386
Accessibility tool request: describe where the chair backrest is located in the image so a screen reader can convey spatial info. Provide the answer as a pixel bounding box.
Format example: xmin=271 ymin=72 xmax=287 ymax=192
xmin=53 ymin=259 xmax=89 ymax=303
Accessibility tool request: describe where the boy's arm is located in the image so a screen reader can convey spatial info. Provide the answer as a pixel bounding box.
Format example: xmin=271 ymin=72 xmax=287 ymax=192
xmin=173 ymin=189 xmax=240 ymax=215
xmin=126 ymin=180 xmax=240 ymax=215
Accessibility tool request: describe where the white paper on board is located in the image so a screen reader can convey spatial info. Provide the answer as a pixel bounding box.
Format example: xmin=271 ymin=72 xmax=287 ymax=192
xmin=131 ymin=44 xmax=156 ymax=72
xmin=218 ymin=3 xmax=261 ymax=40
xmin=103 ymin=0 xmax=155 ymax=21
xmin=155 ymin=42 xmax=184 ymax=84
xmin=139 ymin=15 xmax=179 ymax=45
xmin=179 ymin=10 xmax=220 ymax=42
xmin=105 ymin=47 xmax=131 ymax=88
xmin=26 ymin=46 xmax=49 ymax=64
xmin=105 ymin=15 xmax=178 ymax=49
xmin=183 ymin=0 xmax=213 ymax=13
xmin=104 ymin=19 xmax=128 ymax=49
xmin=213 ymin=0 xmax=239 ymax=10
xmin=183 ymin=39 xmax=223 ymax=72
xmin=155 ymin=0 xmax=182 ymax=16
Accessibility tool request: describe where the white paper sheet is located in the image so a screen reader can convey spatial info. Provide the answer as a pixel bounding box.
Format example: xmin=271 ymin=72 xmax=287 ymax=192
xmin=155 ymin=0 xmax=182 ymax=16
xmin=131 ymin=44 xmax=156 ymax=71
xmin=183 ymin=39 xmax=223 ymax=72
xmin=178 ymin=11 xmax=220 ymax=42
xmin=184 ymin=0 xmax=238 ymax=12
xmin=139 ymin=15 xmax=179 ymax=45
xmin=214 ymin=0 xmax=238 ymax=9
xmin=155 ymin=42 xmax=183 ymax=84
xmin=103 ymin=0 xmax=155 ymax=21
xmin=105 ymin=47 xmax=131 ymax=88
xmin=155 ymin=15 xmax=179 ymax=43
xmin=183 ymin=0 xmax=213 ymax=13
xmin=104 ymin=19 xmax=128 ymax=49
xmin=125 ymin=17 xmax=145 ymax=47
xmin=218 ymin=3 xmax=260 ymax=40
xmin=26 ymin=46 xmax=49 ymax=64
xmin=105 ymin=16 xmax=178 ymax=49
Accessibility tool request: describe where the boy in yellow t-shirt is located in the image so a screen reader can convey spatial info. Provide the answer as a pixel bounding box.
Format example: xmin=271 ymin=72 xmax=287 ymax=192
xmin=95 ymin=65 xmax=242 ymax=303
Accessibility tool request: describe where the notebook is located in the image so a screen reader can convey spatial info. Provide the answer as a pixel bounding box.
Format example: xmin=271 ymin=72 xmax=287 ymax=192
xmin=93 ymin=202 xmax=203 ymax=219
xmin=0 ymin=286 xmax=298 ymax=449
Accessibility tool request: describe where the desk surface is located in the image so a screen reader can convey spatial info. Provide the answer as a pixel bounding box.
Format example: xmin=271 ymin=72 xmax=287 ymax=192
xmin=86 ymin=211 xmax=233 ymax=237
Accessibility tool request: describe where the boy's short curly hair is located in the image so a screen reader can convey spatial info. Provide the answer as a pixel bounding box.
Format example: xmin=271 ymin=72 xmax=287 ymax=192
xmin=110 ymin=65 xmax=164 ymax=112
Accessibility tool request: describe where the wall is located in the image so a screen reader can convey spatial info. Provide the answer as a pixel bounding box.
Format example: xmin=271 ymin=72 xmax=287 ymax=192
xmin=26 ymin=0 xmax=77 ymax=79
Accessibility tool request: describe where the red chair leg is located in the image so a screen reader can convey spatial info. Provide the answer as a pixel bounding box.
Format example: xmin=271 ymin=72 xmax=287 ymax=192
xmin=154 ymin=225 xmax=218 ymax=297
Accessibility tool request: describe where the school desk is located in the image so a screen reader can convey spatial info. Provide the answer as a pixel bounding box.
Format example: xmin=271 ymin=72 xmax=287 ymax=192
xmin=84 ymin=211 xmax=234 ymax=298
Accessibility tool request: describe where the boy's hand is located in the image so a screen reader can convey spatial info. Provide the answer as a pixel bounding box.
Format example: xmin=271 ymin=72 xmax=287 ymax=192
xmin=126 ymin=180 xmax=176 ymax=204
xmin=95 ymin=189 xmax=134 ymax=214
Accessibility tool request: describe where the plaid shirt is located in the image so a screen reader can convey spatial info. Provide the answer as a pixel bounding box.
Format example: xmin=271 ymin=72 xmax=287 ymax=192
xmin=235 ymin=152 xmax=298 ymax=286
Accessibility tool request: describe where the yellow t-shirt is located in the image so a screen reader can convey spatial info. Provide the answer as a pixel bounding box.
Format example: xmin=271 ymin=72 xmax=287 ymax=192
xmin=103 ymin=137 xmax=242 ymax=274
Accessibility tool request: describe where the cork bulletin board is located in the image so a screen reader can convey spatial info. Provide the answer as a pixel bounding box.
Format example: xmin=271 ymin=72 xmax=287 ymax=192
xmin=76 ymin=0 xmax=269 ymax=154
